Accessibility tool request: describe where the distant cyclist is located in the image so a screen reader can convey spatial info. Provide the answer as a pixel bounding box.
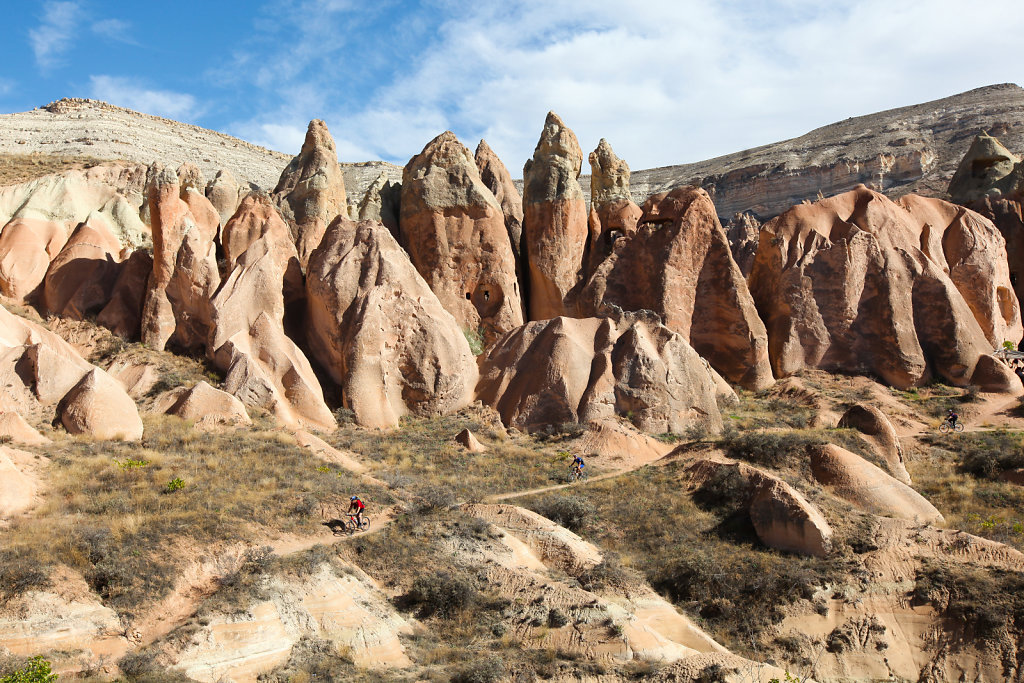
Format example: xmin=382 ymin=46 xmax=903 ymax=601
xmin=347 ymin=495 xmax=366 ymax=528
xmin=946 ymin=408 xmax=959 ymax=429
xmin=571 ymin=455 xmax=585 ymax=478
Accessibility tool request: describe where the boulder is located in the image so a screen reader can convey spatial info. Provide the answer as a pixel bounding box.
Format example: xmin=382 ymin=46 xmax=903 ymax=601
xmin=206 ymin=169 xmax=242 ymax=229
xmin=582 ymin=186 xmax=773 ymax=390
xmin=809 ymin=444 xmax=943 ymax=524
xmin=455 ymin=428 xmax=486 ymax=453
xmin=274 ymin=119 xmax=348 ymax=267
xmin=42 ymin=214 xmax=125 ymax=319
xmin=400 ymin=131 xmax=524 ymax=343
xmin=306 ymin=218 xmax=477 ymax=429
xmin=59 ymin=368 xmax=144 ymax=440
xmin=355 ymin=171 xmax=401 ymax=236
xmin=475 ymin=139 xmax=524 ymax=260
xmin=522 ymin=112 xmax=588 ymax=320
xmin=683 ymin=457 xmax=832 ymax=557
xmin=95 ymin=249 xmax=153 ymax=339
xmin=209 ymin=192 xmax=331 ymax=431
xmin=0 ymin=218 xmax=69 ymax=302
xmin=585 ymin=138 xmax=642 ymax=274
xmin=139 ymin=164 xmax=220 ymax=353
xmin=476 ymin=308 xmax=725 ymax=435
xmin=107 ymin=360 xmax=159 ymax=399
xmin=749 ymin=186 xmax=1023 ymax=392
xmin=837 ymin=404 xmax=910 ymax=484
xmin=162 ymin=381 xmax=251 ymax=428
xmin=0 ymin=446 xmax=38 ymax=518
xmin=749 ymin=479 xmax=833 ymax=558
xmin=0 ymin=412 xmax=49 ymax=445
xmin=948 ymin=132 xmax=1024 ymax=204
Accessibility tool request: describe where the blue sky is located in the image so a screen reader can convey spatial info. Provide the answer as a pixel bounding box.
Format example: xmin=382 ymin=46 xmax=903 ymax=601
xmin=2 ymin=0 xmax=1023 ymax=173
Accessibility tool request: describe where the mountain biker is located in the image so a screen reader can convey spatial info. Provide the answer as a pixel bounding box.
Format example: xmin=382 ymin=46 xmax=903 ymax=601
xmin=946 ymin=408 xmax=959 ymax=429
xmin=347 ymin=495 xmax=366 ymax=528
xmin=571 ymin=455 xmax=585 ymax=478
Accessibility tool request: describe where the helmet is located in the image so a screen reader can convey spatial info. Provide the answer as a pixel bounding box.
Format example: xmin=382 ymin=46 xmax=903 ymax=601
xmin=351 ymin=495 xmax=358 ymax=500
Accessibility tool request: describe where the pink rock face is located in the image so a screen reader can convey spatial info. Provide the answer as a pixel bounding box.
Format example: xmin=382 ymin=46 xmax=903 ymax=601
xmin=585 ymin=139 xmax=642 ymax=275
xmin=43 ymin=216 xmax=125 ymax=319
xmin=0 ymin=218 xmax=68 ymax=302
xmin=209 ymin=192 xmax=331 ymax=431
xmin=274 ymin=119 xmax=348 ymax=267
xmin=837 ymin=404 xmax=910 ymax=484
xmin=400 ymin=131 xmax=524 ymax=344
xmin=140 ymin=164 xmax=220 ymax=353
xmin=522 ymin=112 xmax=588 ymax=321
xmin=581 ymin=186 xmax=773 ymax=390
xmin=96 ymin=250 xmax=153 ymax=339
xmin=475 ymin=309 xmax=724 ymax=435
xmin=306 ymin=218 xmax=477 ymax=429
xmin=749 ymin=186 xmax=1023 ymax=392
xmin=475 ymin=139 xmax=524 ymax=260
xmin=206 ymin=169 xmax=242 ymax=232
xmin=162 ymin=381 xmax=252 ymax=428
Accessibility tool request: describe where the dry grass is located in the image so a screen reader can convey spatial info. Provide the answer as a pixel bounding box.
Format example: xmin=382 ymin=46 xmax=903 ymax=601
xmin=0 ymin=153 xmax=116 ymax=186
xmin=0 ymin=415 xmax=389 ymax=616
xmin=328 ymin=409 xmax=580 ymax=500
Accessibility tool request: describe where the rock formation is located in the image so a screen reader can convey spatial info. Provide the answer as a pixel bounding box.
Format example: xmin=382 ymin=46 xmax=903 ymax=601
xmin=522 ymin=112 xmax=588 ymax=320
xmin=209 ymin=191 xmax=333 ymax=431
xmin=0 ymin=412 xmax=49 ymax=446
xmin=400 ymin=131 xmax=524 ymax=343
xmin=749 ymin=186 xmax=1023 ymax=391
xmin=177 ymin=164 xmax=220 ymax=247
xmin=42 ymin=215 xmax=125 ymax=319
xmin=306 ymin=218 xmax=477 ymax=428
xmin=59 ymin=368 xmax=144 ymax=440
xmin=809 ymin=444 xmax=943 ymax=523
xmin=139 ymin=164 xmax=220 ymax=353
xmin=586 ymin=138 xmax=642 ymax=274
xmin=160 ymin=381 xmax=252 ymax=428
xmin=476 ymin=308 xmax=726 ymax=434
xmin=684 ymin=457 xmax=833 ymax=557
xmin=0 ymin=447 xmax=39 ymax=519
xmin=837 ymin=404 xmax=910 ymax=484
xmin=475 ymin=139 xmax=524 ymax=259
xmin=455 ymin=428 xmax=486 ymax=453
xmin=96 ymin=250 xmax=153 ymax=339
xmin=582 ymin=186 xmax=773 ymax=390
xmin=205 ymin=169 xmax=242 ymax=229
xmin=274 ymin=119 xmax=347 ymax=267
xmin=355 ymin=171 xmax=401 ymax=237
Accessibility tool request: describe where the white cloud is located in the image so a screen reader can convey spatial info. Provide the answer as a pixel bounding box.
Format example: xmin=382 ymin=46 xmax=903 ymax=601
xmin=91 ymin=18 xmax=134 ymax=43
xmin=229 ymin=0 xmax=1024 ymax=172
xmin=89 ymin=75 xmax=200 ymax=120
xmin=0 ymin=79 xmax=14 ymax=97
xmin=29 ymin=1 xmax=83 ymax=70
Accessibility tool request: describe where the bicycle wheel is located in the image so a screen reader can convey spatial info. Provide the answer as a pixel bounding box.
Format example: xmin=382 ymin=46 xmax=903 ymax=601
xmin=360 ymin=517 xmax=371 ymax=531
xmin=954 ymin=422 xmax=964 ymax=433
xmin=567 ymin=470 xmax=578 ymax=483
xmin=939 ymin=422 xmax=950 ymax=434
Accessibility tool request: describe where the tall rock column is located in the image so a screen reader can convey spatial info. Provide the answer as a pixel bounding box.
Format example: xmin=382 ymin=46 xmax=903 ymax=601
xmin=522 ymin=112 xmax=588 ymax=320
xmin=400 ymin=131 xmax=524 ymax=344
xmin=475 ymin=139 xmax=524 ymax=261
xmin=274 ymin=119 xmax=348 ymax=268
xmin=586 ymin=138 xmax=642 ymax=275
xmin=139 ymin=164 xmax=220 ymax=352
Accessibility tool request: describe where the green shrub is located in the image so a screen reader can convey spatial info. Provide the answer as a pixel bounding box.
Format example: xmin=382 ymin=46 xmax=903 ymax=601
xmin=951 ymin=430 xmax=1024 ymax=479
xmin=451 ymin=658 xmax=505 ymax=683
xmin=0 ymin=656 xmax=57 ymax=683
xmin=163 ymin=477 xmax=186 ymax=494
xmin=720 ymin=430 xmax=826 ymax=468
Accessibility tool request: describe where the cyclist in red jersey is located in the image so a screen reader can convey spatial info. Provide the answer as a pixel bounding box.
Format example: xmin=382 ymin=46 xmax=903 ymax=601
xmin=347 ymin=495 xmax=366 ymax=528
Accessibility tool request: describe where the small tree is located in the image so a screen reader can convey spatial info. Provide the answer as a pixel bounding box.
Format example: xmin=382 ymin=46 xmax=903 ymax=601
xmin=2 ymin=656 xmax=58 ymax=683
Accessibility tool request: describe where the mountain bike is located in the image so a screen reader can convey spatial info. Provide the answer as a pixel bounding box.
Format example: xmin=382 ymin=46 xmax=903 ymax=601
xmin=346 ymin=515 xmax=371 ymax=533
xmin=566 ymin=467 xmax=588 ymax=483
xmin=939 ymin=418 xmax=964 ymax=434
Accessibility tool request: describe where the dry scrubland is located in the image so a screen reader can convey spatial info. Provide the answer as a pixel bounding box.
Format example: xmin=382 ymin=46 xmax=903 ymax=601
xmin=5 ymin=317 xmax=1024 ymax=681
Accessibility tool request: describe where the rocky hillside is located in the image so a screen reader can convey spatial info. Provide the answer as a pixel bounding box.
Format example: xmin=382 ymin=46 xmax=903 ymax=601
xmin=0 ymin=98 xmax=402 ymax=202
xmin=619 ymin=83 xmax=1024 ymax=219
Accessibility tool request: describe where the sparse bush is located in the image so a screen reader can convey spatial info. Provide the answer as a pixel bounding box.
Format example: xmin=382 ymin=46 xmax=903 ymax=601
xmin=913 ymin=560 xmax=1024 ymax=639
xmin=692 ymin=467 xmax=751 ymax=511
xmin=547 ymin=608 xmax=569 ymax=627
xmin=163 ymin=477 xmax=185 ymax=494
xmin=406 ymin=570 xmax=479 ymax=618
xmin=948 ymin=430 xmax=1024 ymax=480
xmin=463 ymin=327 xmax=485 ymax=356
xmin=696 ymin=663 xmax=733 ymax=683
xmin=720 ymin=430 xmax=826 ymax=468
xmin=530 ymin=494 xmax=594 ymax=532
xmin=332 ymin=406 xmax=355 ymax=426
xmin=451 ymin=658 xmax=505 ymax=683
xmin=412 ymin=483 xmax=458 ymax=512
xmin=0 ymin=552 xmax=49 ymax=603
xmin=0 ymin=656 xmax=57 ymax=683
xmin=258 ymin=636 xmax=353 ymax=683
